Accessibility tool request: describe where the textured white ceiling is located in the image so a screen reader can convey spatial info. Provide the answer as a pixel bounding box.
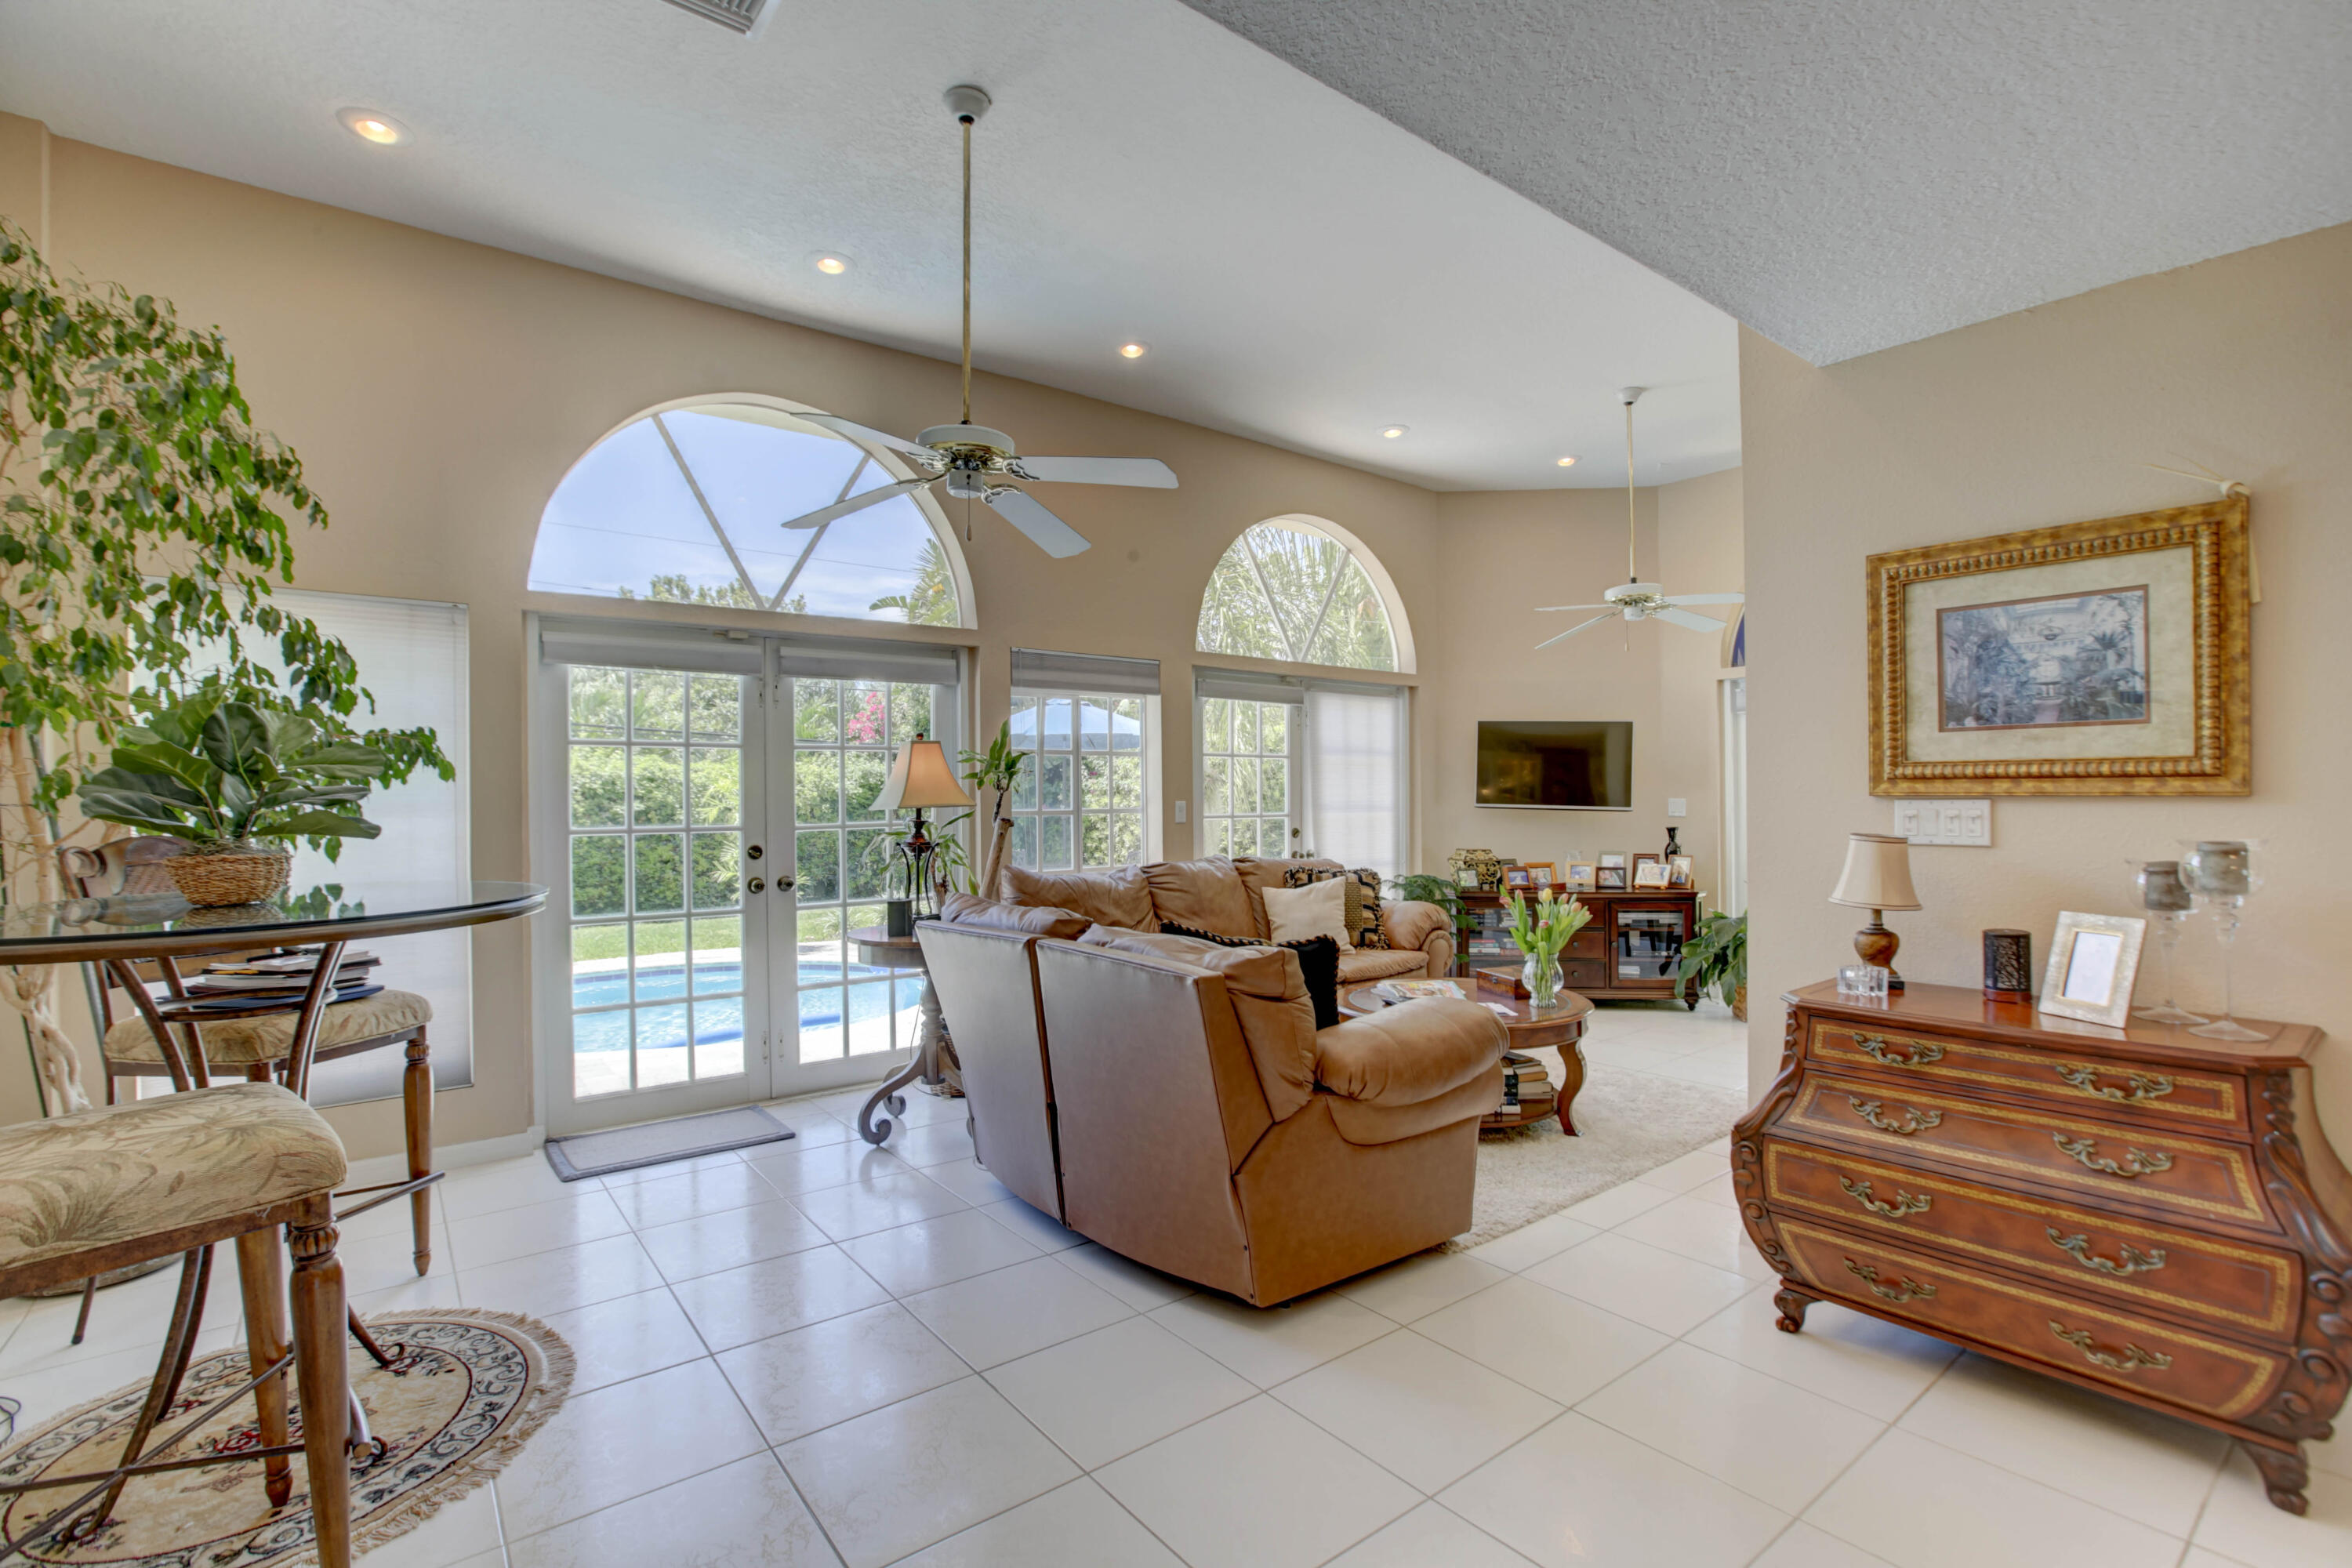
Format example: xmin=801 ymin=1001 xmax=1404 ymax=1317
xmin=0 ymin=0 xmax=1740 ymax=492
xmin=1178 ymin=0 xmax=2352 ymax=365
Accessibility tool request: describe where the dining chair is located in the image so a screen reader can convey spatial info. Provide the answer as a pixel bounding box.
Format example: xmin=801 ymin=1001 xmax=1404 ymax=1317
xmin=0 ymin=1043 xmax=356 ymax=1563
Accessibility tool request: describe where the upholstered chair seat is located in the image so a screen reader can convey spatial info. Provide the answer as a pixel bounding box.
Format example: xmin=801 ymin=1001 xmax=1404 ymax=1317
xmin=101 ymin=989 xmax=434 ymax=1069
xmin=0 ymin=1083 xmax=347 ymax=1272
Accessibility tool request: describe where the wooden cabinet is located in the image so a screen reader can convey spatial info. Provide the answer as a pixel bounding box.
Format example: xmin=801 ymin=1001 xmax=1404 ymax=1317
xmin=1736 ymin=982 xmax=2352 ymax=1514
xmin=1457 ymin=889 xmax=1702 ymax=1005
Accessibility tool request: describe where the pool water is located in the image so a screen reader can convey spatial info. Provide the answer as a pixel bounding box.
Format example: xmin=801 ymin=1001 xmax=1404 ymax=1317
xmin=569 ymin=960 xmax=907 ymax=1054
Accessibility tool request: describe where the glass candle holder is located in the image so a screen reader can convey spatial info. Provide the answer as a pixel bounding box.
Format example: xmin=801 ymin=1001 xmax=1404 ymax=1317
xmin=2179 ymin=840 xmax=2267 ymax=1041
xmin=2131 ymin=862 xmax=2204 ymax=1025
xmin=1838 ymin=964 xmax=1889 ymax=1000
xmin=1982 ymin=929 xmax=2032 ymax=1003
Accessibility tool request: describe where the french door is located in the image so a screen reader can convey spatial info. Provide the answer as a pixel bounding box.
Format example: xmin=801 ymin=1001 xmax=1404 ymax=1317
xmin=533 ymin=626 xmax=958 ymax=1135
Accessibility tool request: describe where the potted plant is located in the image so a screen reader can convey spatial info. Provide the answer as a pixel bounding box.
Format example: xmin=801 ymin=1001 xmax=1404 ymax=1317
xmin=76 ymin=688 xmax=391 ymax=906
xmin=954 ymin=723 xmax=1029 ymax=898
xmin=1506 ymin=887 xmax=1592 ymax=1008
xmin=1392 ymin=873 xmax=1475 ymax=949
xmin=1675 ymin=911 xmax=1749 ymax=1018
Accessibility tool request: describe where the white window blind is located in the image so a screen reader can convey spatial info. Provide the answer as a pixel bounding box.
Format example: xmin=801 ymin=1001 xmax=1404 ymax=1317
xmin=1305 ymin=685 xmax=1407 ymax=879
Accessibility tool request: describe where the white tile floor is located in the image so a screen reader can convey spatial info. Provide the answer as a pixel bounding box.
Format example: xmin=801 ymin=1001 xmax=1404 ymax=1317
xmin=5 ymin=1000 xmax=2348 ymax=1566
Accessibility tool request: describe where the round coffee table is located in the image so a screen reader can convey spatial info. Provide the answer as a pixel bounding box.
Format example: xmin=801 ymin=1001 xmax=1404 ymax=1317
xmin=1344 ymin=983 xmax=1595 ymax=1134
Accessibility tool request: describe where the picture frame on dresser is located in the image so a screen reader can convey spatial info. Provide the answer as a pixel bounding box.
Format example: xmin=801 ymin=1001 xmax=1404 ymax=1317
xmin=1564 ymin=862 xmax=1597 ymax=891
xmin=1733 ymin=980 xmax=2350 ymax=1515
xmin=2038 ymin=910 xmax=2147 ymax=1028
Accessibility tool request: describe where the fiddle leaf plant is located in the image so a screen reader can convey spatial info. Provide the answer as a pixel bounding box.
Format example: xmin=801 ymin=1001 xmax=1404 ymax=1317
xmin=75 ymin=688 xmax=390 ymax=859
xmin=1674 ymin=911 xmax=1748 ymax=1011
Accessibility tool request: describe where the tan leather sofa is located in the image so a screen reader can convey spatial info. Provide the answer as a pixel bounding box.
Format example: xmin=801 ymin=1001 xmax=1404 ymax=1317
xmin=996 ymin=855 xmax=1456 ymax=983
xmin=920 ymin=905 xmax=1505 ymax=1305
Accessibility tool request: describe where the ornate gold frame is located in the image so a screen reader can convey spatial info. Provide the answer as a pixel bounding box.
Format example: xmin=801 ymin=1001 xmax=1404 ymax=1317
xmin=1867 ymin=495 xmax=2250 ymax=796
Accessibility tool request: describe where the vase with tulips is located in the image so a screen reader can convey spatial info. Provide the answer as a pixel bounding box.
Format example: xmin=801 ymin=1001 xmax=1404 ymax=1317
xmin=1508 ymin=887 xmax=1592 ymax=1008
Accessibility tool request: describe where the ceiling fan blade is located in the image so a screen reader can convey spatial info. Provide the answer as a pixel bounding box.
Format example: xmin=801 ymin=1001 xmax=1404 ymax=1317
xmin=1534 ymin=611 xmax=1620 ymax=650
xmin=1663 ymin=592 xmax=1746 ymax=606
xmin=1534 ymin=604 xmax=1616 ymax=613
xmin=1006 ymin=456 xmax=1178 ymax=489
xmin=1653 ymin=607 xmax=1727 ymax=633
xmin=776 ymin=476 xmax=935 ymax=534
xmin=797 ymin=412 xmax=943 ymax=463
xmin=985 ymin=487 xmax=1092 ymax=558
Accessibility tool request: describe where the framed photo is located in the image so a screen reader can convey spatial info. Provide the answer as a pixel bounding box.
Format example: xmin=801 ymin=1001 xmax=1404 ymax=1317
xmin=1632 ymin=853 xmax=1661 ymax=881
xmin=1521 ymin=860 xmax=1557 ymax=887
xmin=2038 ymin=911 xmax=2147 ymax=1029
xmin=1632 ymin=862 xmax=1671 ymax=889
xmin=1502 ymin=866 xmax=1535 ymax=890
xmin=1564 ymin=862 xmax=1597 ymax=891
xmin=1598 ymin=853 xmax=1626 ymax=869
xmin=1595 ymin=865 xmax=1628 ymax=891
xmin=1667 ymin=854 xmax=1695 ymax=890
xmin=1867 ymin=495 xmax=2249 ymax=796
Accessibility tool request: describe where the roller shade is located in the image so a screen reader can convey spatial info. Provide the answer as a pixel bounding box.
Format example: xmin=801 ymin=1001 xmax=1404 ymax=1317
xmin=1192 ymin=667 xmax=1306 ymax=706
xmin=1012 ymin=648 xmax=1160 ymax=697
xmin=539 ymin=616 xmax=761 ymax=674
xmin=771 ymin=632 xmax=960 ymax=685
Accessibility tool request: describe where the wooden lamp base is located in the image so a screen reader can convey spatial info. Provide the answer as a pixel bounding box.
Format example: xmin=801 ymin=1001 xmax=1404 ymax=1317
xmin=1853 ymin=916 xmax=1904 ymax=990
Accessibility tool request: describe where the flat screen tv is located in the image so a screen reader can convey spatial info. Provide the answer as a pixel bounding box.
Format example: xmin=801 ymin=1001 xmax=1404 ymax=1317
xmin=1476 ymin=720 xmax=1633 ymax=810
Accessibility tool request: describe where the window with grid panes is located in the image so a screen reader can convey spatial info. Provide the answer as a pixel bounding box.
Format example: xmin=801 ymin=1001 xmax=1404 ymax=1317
xmin=564 ymin=666 xmax=749 ymax=1098
xmin=1005 ymin=692 xmax=1148 ymax=870
xmin=1198 ymin=695 xmax=1296 ymax=858
xmin=791 ymin=677 xmax=938 ymax=1063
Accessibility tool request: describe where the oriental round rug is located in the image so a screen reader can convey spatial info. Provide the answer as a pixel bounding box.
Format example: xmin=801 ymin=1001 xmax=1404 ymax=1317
xmin=0 ymin=1309 xmax=571 ymax=1566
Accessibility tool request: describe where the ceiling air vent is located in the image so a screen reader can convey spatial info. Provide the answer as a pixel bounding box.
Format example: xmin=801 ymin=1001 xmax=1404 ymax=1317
xmin=662 ymin=0 xmax=767 ymax=34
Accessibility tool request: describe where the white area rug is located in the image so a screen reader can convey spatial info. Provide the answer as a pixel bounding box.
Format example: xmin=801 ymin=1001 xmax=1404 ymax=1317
xmin=1453 ymin=1000 xmax=1753 ymax=1247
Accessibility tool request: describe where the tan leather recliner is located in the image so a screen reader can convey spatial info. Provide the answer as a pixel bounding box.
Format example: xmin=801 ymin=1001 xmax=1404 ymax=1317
xmin=1030 ymin=926 xmax=1504 ymax=1305
xmin=917 ymin=920 xmax=1067 ymax=1221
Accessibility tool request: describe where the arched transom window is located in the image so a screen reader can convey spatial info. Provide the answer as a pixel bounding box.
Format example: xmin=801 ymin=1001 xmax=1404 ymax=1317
xmin=1195 ymin=516 xmax=1403 ymax=672
xmin=529 ymin=399 xmax=967 ymax=627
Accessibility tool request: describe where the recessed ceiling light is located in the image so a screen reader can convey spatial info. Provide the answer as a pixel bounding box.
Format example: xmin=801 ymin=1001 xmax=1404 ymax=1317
xmin=1118 ymin=341 xmax=1149 ymax=359
xmin=812 ymin=252 xmax=850 ymax=275
xmin=336 ymin=107 xmax=405 ymax=146
xmin=1380 ymin=425 xmax=1408 ymax=440
xmin=1556 ymin=456 xmax=1578 ymax=467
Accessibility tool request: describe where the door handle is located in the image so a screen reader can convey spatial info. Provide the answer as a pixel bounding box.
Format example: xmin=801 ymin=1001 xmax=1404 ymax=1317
xmin=746 ymin=877 xmax=765 ymax=895
xmin=775 ymin=875 xmax=796 ymax=891
xmin=746 ymin=844 xmax=764 ymax=861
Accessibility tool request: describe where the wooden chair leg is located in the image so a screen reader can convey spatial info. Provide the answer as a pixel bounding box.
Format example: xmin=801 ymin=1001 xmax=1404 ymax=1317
xmin=404 ymin=1029 xmax=434 ymax=1276
xmin=233 ymin=1226 xmax=295 ymax=1508
xmin=288 ymin=1196 xmax=352 ymax=1568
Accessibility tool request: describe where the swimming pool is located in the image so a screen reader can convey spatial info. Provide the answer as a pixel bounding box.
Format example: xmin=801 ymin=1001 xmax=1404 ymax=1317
xmin=570 ymin=960 xmax=908 ymax=1052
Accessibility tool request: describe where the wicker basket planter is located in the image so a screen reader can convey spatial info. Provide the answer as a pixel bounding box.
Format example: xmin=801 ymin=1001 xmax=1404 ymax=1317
xmin=165 ymin=846 xmax=292 ymax=908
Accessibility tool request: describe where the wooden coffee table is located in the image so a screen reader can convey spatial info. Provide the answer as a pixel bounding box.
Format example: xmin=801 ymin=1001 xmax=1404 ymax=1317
xmin=1343 ymin=982 xmax=1594 ymax=1134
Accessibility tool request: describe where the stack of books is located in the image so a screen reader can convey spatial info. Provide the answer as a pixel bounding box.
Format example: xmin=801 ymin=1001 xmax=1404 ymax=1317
xmin=1497 ymin=1050 xmax=1555 ymax=1115
xmin=181 ymin=950 xmax=384 ymax=1014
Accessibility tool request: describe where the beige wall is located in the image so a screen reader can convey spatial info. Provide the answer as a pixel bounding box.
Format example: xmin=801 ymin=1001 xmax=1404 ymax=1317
xmin=1740 ymin=221 xmax=2352 ymax=1156
xmin=1422 ymin=475 xmax=1744 ymax=898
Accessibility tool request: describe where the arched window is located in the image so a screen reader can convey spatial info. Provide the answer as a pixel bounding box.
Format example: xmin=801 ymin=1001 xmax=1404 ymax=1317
xmin=1194 ymin=515 xmax=1406 ymax=673
xmin=528 ymin=398 xmax=969 ymax=627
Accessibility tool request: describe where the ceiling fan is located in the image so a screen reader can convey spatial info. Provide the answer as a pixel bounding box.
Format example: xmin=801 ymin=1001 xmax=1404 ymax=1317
xmin=1534 ymin=387 xmax=1743 ymax=648
xmin=783 ymin=85 xmax=1176 ymax=559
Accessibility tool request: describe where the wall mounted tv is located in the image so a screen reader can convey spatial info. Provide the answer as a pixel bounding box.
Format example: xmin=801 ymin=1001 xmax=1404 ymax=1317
xmin=1475 ymin=720 xmax=1633 ymax=811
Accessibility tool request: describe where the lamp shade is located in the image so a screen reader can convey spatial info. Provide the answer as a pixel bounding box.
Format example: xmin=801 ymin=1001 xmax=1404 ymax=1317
xmin=1828 ymin=832 xmax=1922 ymax=912
xmin=874 ymin=735 xmax=971 ymax=812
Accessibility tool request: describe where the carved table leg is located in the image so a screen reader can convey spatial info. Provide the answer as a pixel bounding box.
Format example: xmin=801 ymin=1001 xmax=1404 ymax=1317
xmin=1773 ymin=1283 xmax=1818 ymax=1334
xmin=2241 ymin=1439 xmax=2309 ymax=1515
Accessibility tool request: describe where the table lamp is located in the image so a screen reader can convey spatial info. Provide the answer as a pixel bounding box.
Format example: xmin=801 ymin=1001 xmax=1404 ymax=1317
xmin=1828 ymin=832 xmax=1922 ymax=990
xmin=874 ymin=733 xmax=972 ymax=924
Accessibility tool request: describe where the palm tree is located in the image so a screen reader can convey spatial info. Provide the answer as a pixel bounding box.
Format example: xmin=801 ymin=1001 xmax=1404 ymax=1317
xmin=867 ymin=539 xmax=959 ymax=626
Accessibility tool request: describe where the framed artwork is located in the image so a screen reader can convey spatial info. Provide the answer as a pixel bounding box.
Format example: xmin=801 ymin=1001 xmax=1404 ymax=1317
xmin=1521 ymin=860 xmax=1557 ymax=887
xmin=1502 ymin=866 xmax=1535 ymax=890
xmin=1595 ymin=866 xmax=1628 ymax=891
xmin=2038 ymin=911 xmax=2148 ymax=1028
xmin=1599 ymin=853 xmax=1626 ymax=869
xmin=1632 ymin=853 xmax=1662 ymax=880
xmin=1667 ymin=854 xmax=1695 ymax=889
xmin=1867 ymin=495 xmax=2250 ymax=796
xmin=1632 ymin=861 xmax=1672 ymax=889
xmin=1564 ymin=862 xmax=1597 ymax=891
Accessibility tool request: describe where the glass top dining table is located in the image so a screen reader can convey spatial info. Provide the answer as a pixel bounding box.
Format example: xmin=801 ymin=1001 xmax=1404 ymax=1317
xmin=0 ymin=880 xmax=547 ymax=965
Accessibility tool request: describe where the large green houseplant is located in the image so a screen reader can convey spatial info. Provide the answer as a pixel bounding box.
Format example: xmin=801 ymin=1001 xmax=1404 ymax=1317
xmin=1 ymin=221 xmax=448 ymax=1109
xmin=1675 ymin=911 xmax=1749 ymax=1018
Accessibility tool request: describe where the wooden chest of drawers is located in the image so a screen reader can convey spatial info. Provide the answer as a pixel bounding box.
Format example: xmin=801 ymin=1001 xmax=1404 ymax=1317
xmin=1735 ymin=981 xmax=2352 ymax=1515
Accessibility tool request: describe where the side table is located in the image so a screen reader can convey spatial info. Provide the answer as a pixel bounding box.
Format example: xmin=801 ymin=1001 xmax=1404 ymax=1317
xmin=1344 ymin=982 xmax=1593 ymax=1134
xmin=851 ymin=925 xmax=961 ymax=1145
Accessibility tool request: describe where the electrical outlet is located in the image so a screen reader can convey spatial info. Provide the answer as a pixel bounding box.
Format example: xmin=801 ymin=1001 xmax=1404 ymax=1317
xmin=1666 ymin=798 xmax=1688 ymax=818
xmin=1894 ymin=799 xmax=1992 ymax=847
xmin=1174 ymin=800 xmax=1187 ymax=824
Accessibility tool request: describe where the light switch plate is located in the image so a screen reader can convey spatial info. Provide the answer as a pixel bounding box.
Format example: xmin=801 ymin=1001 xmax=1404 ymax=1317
xmin=1894 ymin=799 xmax=1992 ymax=847
xmin=1174 ymin=800 xmax=1187 ymax=824
xmin=1666 ymin=798 xmax=1688 ymax=818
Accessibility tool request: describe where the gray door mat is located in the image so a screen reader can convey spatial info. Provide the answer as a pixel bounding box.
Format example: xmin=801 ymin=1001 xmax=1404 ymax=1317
xmin=543 ymin=1104 xmax=794 ymax=1181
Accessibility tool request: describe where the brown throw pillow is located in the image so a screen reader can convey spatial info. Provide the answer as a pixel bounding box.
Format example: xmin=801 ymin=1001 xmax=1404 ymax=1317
xmin=1279 ymin=865 xmax=1392 ymax=949
xmin=1160 ymin=920 xmax=1341 ymax=1029
xmin=938 ymin=891 xmax=1089 ymax=940
xmin=999 ymin=862 xmax=1154 ymax=931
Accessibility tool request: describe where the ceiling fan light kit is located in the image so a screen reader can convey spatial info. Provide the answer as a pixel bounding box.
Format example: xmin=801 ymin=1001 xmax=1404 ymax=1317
xmin=1531 ymin=386 xmax=1743 ymax=648
xmin=779 ymin=84 xmax=1178 ymax=561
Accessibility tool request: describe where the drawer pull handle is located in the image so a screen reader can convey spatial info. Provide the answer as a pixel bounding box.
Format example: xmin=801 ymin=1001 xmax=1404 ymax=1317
xmin=1846 ymin=1259 xmax=1937 ymax=1302
xmin=2049 ymin=1321 xmax=2173 ymax=1374
xmin=2055 ymin=1065 xmax=2175 ymax=1105
xmin=1853 ymin=1034 xmax=1944 ymax=1069
xmin=2045 ymin=1228 xmax=2169 ymax=1276
xmin=1841 ymin=1177 xmax=1933 ymax=1218
xmin=2053 ymin=1134 xmax=2175 ymax=1179
xmin=1847 ymin=1098 xmax=1944 ymax=1136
